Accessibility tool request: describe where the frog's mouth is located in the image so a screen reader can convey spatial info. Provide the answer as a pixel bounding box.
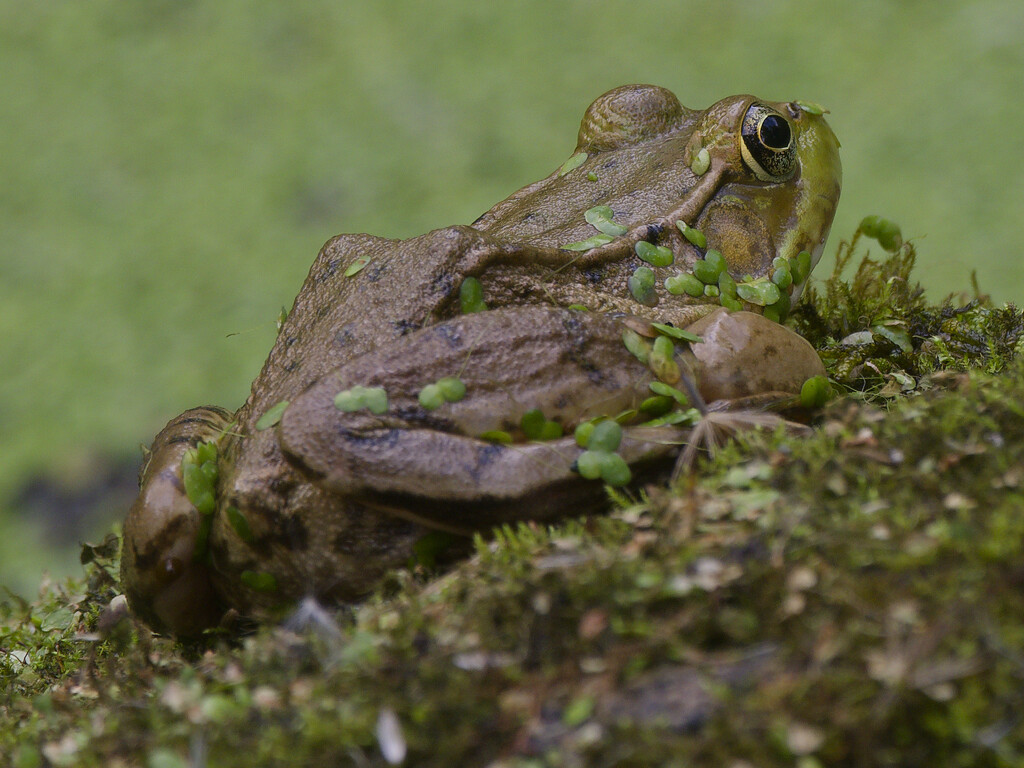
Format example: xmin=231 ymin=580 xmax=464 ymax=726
xmin=120 ymin=407 xmax=231 ymax=637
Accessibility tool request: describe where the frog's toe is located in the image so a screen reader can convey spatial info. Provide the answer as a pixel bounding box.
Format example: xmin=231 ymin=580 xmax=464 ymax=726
xmin=121 ymin=407 xmax=231 ymax=637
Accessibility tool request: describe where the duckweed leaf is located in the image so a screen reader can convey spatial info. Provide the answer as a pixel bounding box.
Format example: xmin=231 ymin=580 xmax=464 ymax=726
xmin=639 ymin=395 xmax=674 ymax=416
xmin=736 ymin=279 xmax=782 ymax=306
xmin=436 ymin=377 xmax=466 ymax=402
xmin=334 ymin=385 xmax=389 ymax=415
xmin=459 ymin=277 xmax=488 ymax=313
xmin=418 ymin=383 xmax=444 ymax=410
xmin=651 ymin=322 xmax=702 ymax=343
xmin=574 ymin=420 xmax=596 ymax=448
xmin=558 ymin=152 xmax=588 ymax=176
xmin=344 ymin=255 xmax=372 ymax=277
xmin=585 ymin=205 xmax=628 ymax=236
xmin=628 ymin=266 xmax=658 ymax=306
xmin=479 ymin=430 xmax=513 ymax=444
xmin=720 ymin=294 xmax=743 ymax=312
xmin=575 ymin=450 xmax=603 ymax=480
xmin=622 ymin=329 xmax=652 ymax=363
xmin=649 ymin=381 xmax=689 ymax=405
xmin=579 ymin=450 xmax=631 ymax=486
xmin=664 ymin=272 xmax=704 ymax=297
xmin=676 ymin=221 xmax=707 ymax=249
xmin=587 ymin=420 xmax=622 ymax=452
xmin=226 ymin=506 xmax=253 ymax=543
xmin=562 ymin=234 xmax=615 ymax=251
xmin=641 ymin=408 xmax=701 ymax=427
xmin=255 ymin=400 xmax=289 ymax=431
xmin=691 ymin=147 xmax=711 ymax=176
xmin=693 ymin=257 xmax=724 ymax=285
xmin=635 ymin=241 xmax=674 ymax=267
xmin=795 ymin=100 xmax=828 ymax=115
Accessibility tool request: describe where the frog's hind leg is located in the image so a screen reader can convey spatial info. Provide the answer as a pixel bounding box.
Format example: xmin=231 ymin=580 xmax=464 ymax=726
xmin=275 ymin=305 xmax=683 ymax=534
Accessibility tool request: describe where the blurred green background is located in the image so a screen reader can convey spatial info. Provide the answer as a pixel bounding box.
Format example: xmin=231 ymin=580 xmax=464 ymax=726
xmin=3 ymin=0 xmax=1022 ymax=595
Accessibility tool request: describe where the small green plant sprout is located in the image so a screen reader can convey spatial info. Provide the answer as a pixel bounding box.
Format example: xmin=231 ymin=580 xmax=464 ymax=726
xmin=182 ymin=441 xmax=219 ymax=515
xmin=584 ymin=205 xmax=628 ymax=237
xmin=520 ymin=409 xmax=563 ymax=441
xmin=459 ymin=277 xmax=488 ymax=313
xmin=418 ymin=377 xmax=467 ymax=410
xmin=334 ymin=386 xmax=388 ymax=415
xmin=255 ymin=400 xmax=289 ymax=431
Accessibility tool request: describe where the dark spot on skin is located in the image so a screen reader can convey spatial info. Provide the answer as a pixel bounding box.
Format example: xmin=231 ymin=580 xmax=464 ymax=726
xmin=365 ymin=264 xmax=387 ymax=283
xmin=322 ymin=258 xmax=341 ymax=278
xmin=130 ymin=512 xmax=190 ymax=572
xmin=433 ymin=323 xmax=465 ymax=349
xmin=284 ymin=336 xmax=297 ymax=348
xmin=284 ymin=361 xmax=299 ymax=373
xmin=646 ymin=223 xmax=664 ymax=238
xmin=335 ymin=326 xmax=354 ymax=347
xmin=585 ymin=269 xmax=604 ymax=284
xmin=764 ymin=344 xmax=779 ymax=358
xmin=393 ymin=318 xmax=422 ymax=336
xmin=602 ymin=159 xmax=618 ymax=170
xmin=431 ymin=271 xmax=455 ymax=297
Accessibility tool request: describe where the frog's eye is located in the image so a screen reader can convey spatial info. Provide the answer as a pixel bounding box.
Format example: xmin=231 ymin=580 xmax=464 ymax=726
xmin=740 ymin=103 xmax=796 ymax=182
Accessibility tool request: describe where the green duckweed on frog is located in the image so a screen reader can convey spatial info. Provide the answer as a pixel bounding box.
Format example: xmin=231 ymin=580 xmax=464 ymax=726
xmin=120 ymin=84 xmax=841 ymax=636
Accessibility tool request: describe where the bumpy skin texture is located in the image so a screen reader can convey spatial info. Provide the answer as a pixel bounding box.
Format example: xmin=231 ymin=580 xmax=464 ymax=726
xmin=121 ymin=85 xmax=841 ymax=636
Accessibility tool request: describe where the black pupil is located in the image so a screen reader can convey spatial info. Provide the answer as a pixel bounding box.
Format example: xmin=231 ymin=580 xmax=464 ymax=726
xmin=759 ymin=114 xmax=790 ymax=149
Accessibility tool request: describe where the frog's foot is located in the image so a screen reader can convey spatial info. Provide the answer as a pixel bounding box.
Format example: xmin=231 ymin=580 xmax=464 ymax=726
xmin=121 ymin=406 xmax=233 ymax=637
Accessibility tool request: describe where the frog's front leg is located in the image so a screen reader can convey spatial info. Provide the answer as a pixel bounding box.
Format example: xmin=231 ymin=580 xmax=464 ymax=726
xmin=276 ymin=306 xmax=681 ymax=534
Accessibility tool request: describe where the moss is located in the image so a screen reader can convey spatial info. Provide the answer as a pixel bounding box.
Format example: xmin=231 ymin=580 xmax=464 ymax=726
xmin=3 ymin=228 xmax=1024 ymax=766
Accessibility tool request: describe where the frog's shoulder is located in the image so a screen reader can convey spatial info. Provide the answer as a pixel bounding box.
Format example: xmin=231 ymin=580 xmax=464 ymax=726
xmin=576 ymin=84 xmax=694 ymax=153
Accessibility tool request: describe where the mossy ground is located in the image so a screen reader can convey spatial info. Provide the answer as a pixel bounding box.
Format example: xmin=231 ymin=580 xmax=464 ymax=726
xmin=3 ymin=230 xmax=1024 ymax=767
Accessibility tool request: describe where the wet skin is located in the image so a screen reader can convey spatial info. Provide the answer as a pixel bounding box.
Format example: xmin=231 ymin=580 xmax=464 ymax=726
xmin=120 ymin=85 xmax=842 ymax=636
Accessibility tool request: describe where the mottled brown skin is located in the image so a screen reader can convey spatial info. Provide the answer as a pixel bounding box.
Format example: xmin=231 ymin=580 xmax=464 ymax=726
xmin=121 ymin=85 xmax=841 ymax=636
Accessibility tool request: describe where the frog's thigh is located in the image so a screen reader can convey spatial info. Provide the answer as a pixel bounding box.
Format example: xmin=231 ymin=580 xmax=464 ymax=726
xmin=277 ymin=306 xmax=675 ymax=532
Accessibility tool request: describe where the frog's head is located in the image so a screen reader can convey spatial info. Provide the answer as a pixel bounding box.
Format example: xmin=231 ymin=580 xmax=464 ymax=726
xmin=681 ymin=95 xmax=842 ymax=298
xmin=120 ymin=407 xmax=230 ymax=637
xmin=565 ymin=86 xmax=842 ymax=306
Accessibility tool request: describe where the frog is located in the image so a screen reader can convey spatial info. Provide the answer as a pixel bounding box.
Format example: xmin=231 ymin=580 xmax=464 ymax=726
xmin=120 ymin=84 xmax=842 ymax=637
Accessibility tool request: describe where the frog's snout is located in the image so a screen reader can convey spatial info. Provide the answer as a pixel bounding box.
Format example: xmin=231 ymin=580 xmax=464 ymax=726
xmin=120 ymin=407 xmax=231 ymax=637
